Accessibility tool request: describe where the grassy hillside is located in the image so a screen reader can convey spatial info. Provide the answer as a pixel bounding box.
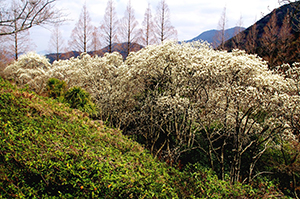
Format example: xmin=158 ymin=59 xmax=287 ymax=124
xmin=0 ymin=77 xmax=285 ymax=198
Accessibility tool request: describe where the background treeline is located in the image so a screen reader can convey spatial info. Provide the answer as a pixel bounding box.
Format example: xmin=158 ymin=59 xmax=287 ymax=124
xmin=0 ymin=0 xmax=177 ymax=64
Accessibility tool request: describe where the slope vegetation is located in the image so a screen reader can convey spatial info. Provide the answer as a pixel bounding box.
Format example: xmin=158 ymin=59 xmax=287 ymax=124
xmin=0 ymin=77 xmax=178 ymax=198
xmin=0 ymin=77 xmax=284 ymax=198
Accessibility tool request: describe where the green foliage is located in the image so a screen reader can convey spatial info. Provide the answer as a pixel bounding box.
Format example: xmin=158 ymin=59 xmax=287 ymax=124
xmin=181 ymin=164 xmax=262 ymax=198
xmin=45 ymin=79 xmax=97 ymax=117
xmin=64 ymin=86 xmax=97 ymax=116
xmin=0 ymin=77 xmax=171 ymax=198
xmin=258 ymin=141 xmax=300 ymax=198
xmin=46 ymin=78 xmax=67 ymax=101
xmin=0 ymin=77 xmax=286 ymax=198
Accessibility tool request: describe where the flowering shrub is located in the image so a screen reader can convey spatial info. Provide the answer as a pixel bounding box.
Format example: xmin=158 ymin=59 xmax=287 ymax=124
xmin=3 ymin=41 xmax=299 ymax=184
xmin=122 ymin=42 xmax=298 ymax=183
xmin=4 ymin=52 xmax=51 ymax=92
xmin=272 ymin=63 xmax=300 ymax=196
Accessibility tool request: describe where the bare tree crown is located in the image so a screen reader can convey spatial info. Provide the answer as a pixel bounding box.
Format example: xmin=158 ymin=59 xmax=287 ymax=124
xmin=0 ymin=0 xmax=64 ymax=36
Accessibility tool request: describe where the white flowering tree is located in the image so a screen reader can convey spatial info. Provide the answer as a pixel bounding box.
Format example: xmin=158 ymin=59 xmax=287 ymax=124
xmin=3 ymin=52 xmax=51 ymax=92
xmin=273 ymin=63 xmax=300 ymax=196
xmin=3 ymin=41 xmax=299 ymax=184
xmin=276 ymin=63 xmax=300 ymax=133
xmin=123 ymin=42 xmax=297 ymax=183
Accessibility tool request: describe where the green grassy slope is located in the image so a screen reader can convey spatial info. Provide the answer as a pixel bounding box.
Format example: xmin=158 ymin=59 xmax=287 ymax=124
xmin=0 ymin=78 xmax=179 ymax=198
xmin=0 ymin=77 xmax=285 ymax=198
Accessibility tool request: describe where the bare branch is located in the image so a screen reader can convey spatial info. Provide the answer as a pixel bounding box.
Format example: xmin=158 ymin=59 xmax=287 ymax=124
xmin=119 ymin=0 xmax=141 ymax=57
xmin=100 ymin=0 xmax=119 ymax=53
xmin=154 ymin=0 xmax=177 ymax=43
xmin=68 ymin=3 xmax=93 ymax=53
xmin=0 ymin=0 xmax=65 ymax=36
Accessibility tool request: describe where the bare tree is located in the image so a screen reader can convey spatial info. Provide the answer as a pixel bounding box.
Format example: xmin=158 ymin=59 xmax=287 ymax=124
xmin=232 ymin=16 xmax=245 ymax=49
xmin=277 ymin=12 xmax=295 ymax=64
xmin=261 ymin=11 xmax=279 ymax=68
xmin=100 ymin=0 xmax=119 ymax=53
xmin=245 ymin=22 xmax=258 ymax=54
xmin=214 ymin=7 xmax=228 ymax=49
xmin=68 ymin=3 xmax=94 ymax=53
xmin=2 ymin=0 xmax=34 ymax=60
xmin=0 ymin=0 xmax=64 ymax=36
xmin=279 ymin=0 xmax=300 ymax=32
xmin=7 ymin=26 xmax=33 ymax=61
xmin=48 ymin=24 xmax=65 ymax=61
xmin=154 ymin=0 xmax=177 ymax=43
xmin=141 ymin=3 xmax=157 ymax=46
xmin=89 ymin=26 xmax=102 ymax=54
xmin=119 ymin=0 xmax=141 ymax=57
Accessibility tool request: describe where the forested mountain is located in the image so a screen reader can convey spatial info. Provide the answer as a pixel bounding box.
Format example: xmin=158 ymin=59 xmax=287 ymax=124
xmin=186 ymin=26 xmax=245 ymax=48
xmin=224 ymin=1 xmax=300 ymax=68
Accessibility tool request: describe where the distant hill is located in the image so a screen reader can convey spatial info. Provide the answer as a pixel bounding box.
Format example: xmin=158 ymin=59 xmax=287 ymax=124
xmin=224 ymin=1 xmax=300 ymax=67
xmin=186 ymin=26 xmax=245 ymax=48
xmin=46 ymin=42 xmax=143 ymax=63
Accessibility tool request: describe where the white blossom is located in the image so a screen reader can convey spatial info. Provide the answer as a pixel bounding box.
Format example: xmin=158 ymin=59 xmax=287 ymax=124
xmin=3 ymin=41 xmax=299 ymax=165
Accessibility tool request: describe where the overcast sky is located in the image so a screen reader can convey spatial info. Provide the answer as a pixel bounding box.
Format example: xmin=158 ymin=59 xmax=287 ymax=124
xmin=30 ymin=0 xmax=281 ymax=53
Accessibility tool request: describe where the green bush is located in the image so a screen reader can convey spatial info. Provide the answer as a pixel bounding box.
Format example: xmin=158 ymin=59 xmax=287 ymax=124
xmin=46 ymin=78 xmax=67 ymax=101
xmin=64 ymin=86 xmax=97 ymax=116
xmin=45 ymin=79 xmax=97 ymax=117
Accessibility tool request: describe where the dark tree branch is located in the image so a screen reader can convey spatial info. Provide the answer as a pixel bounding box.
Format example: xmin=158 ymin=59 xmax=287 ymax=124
xmin=0 ymin=0 xmax=65 ymax=36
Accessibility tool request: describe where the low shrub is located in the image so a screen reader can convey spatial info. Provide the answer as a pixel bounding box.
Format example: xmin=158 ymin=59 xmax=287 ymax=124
xmin=46 ymin=78 xmax=67 ymax=101
xmin=64 ymin=86 xmax=98 ymax=117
